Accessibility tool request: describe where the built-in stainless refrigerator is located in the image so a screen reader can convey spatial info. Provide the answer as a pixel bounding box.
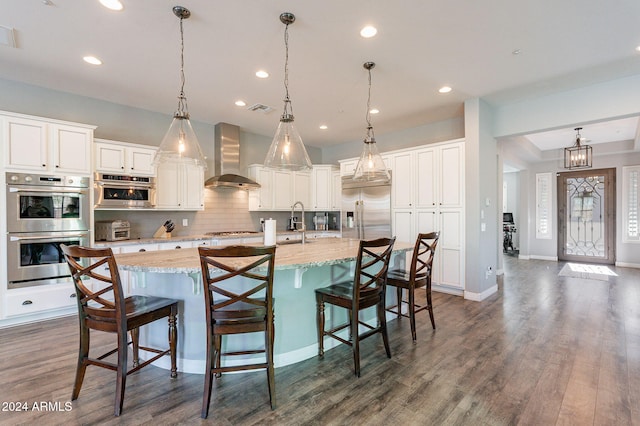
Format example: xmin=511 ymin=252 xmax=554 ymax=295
xmin=342 ymin=176 xmax=391 ymax=240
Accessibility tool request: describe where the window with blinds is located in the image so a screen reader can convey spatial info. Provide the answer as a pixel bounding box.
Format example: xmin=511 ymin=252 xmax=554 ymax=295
xmin=536 ymin=172 xmax=552 ymax=239
xmin=623 ymin=165 xmax=639 ymax=242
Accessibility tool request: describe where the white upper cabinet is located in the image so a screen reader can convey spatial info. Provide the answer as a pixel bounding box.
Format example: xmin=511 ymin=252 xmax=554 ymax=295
xmin=292 ymin=170 xmax=311 ymax=208
xmin=311 ymin=165 xmax=335 ymax=210
xmin=331 ymin=170 xmax=342 ymax=210
xmin=248 ymin=164 xmax=337 ymax=212
xmin=155 ymin=163 xmax=204 ymax=210
xmin=2 ymin=112 xmax=94 ymax=175
xmin=391 ymin=152 xmax=414 ymax=209
xmin=94 ymin=139 xmax=157 ymax=176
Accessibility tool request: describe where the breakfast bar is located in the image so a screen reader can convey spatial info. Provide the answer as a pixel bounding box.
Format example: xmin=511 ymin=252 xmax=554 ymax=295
xmin=116 ymin=238 xmax=412 ymax=373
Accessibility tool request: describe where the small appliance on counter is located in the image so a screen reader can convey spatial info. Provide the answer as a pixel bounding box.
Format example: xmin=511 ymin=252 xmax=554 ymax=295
xmin=95 ymin=220 xmax=131 ymax=241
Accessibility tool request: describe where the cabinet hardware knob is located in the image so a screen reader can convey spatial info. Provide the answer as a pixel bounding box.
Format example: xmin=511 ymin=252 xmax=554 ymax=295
xmin=121 ymin=166 xmax=125 ymax=169
xmin=22 ymin=300 xmax=33 ymax=305
xmin=70 ymin=293 xmax=77 ymax=298
xmin=139 ymin=248 xmax=146 ymax=252
xmin=42 ymin=164 xmax=46 ymax=167
xmin=55 ymin=165 xmax=59 ymax=168
xmin=175 ymin=246 xmax=181 ymax=249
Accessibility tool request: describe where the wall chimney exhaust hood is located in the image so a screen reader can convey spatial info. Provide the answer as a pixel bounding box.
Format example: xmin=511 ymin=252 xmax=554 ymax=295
xmin=204 ymin=123 xmax=261 ymax=190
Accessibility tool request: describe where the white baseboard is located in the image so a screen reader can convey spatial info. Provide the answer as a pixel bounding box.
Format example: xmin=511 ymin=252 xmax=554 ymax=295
xmin=529 ymin=255 xmax=558 ymax=261
xmin=432 ymin=284 xmax=464 ymax=297
xmin=464 ymin=285 xmax=498 ymax=301
xmin=0 ymin=308 xmax=75 ymax=329
xmin=615 ymin=261 xmax=640 ymax=269
xmin=518 ymin=254 xmax=530 ymax=260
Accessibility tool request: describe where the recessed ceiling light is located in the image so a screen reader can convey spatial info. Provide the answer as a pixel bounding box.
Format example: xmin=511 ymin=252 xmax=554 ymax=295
xmin=235 ymin=100 xmax=246 ymax=107
xmin=319 ymin=125 xmax=328 ymax=130
xmin=83 ymin=56 xmax=102 ymax=65
xmin=99 ymin=0 xmax=123 ymax=11
xmin=369 ymin=108 xmax=379 ymax=114
xmin=439 ymin=86 xmax=452 ymax=93
xmin=636 ymin=45 xmax=640 ymax=52
xmin=255 ymin=70 xmax=269 ymax=79
xmin=512 ymin=49 xmax=521 ymax=55
xmin=360 ymin=26 xmax=377 ymax=38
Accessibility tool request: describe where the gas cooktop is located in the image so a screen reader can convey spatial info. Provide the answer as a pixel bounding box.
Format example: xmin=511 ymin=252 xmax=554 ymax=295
xmin=206 ymin=231 xmax=261 ymax=236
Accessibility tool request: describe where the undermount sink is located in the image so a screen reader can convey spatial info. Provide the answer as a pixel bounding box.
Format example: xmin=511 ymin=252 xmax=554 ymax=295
xmin=276 ymin=239 xmax=314 ymax=246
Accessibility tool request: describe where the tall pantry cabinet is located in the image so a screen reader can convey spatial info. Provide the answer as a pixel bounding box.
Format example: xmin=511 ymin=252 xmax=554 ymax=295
xmin=390 ymin=139 xmax=465 ymax=293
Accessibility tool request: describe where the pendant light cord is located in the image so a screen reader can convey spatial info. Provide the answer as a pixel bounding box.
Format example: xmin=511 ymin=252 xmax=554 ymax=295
xmin=282 ymin=21 xmax=293 ymax=118
xmin=176 ymin=15 xmax=189 ymax=118
xmin=365 ymin=66 xmax=375 ymax=140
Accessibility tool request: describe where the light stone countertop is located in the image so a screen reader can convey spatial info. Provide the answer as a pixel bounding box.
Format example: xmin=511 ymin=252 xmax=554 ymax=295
xmin=115 ymin=238 xmax=413 ymax=274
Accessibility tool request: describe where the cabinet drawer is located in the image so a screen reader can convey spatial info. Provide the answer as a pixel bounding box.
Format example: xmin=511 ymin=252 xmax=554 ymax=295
xmin=5 ymin=284 xmax=77 ymax=317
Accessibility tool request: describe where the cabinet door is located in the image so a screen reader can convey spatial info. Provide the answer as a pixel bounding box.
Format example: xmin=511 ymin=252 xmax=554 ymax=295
xmin=95 ymin=142 xmax=126 ymax=172
xmin=437 ymin=210 xmax=463 ymax=288
xmin=392 ymin=209 xmax=414 ymax=245
xmin=248 ymin=166 xmax=273 ymax=211
xmin=439 ymin=143 xmax=463 ymax=208
xmin=340 ymin=159 xmax=358 ymax=176
xmin=156 ymin=163 xmax=181 ymax=209
xmin=128 ymin=147 xmax=156 ymax=175
xmin=182 ymin=165 xmax=204 ymax=210
xmin=312 ymin=166 xmax=332 ymax=210
xmin=4 ymin=116 xmax=48 ymax=170
xmin=331 ymin=171 xmax=342 ymax=210
xmin=415 ymin=148 xmax=436 ymax=208
xmin=273 ymin=170 xmax=293 ymax=210
xmin=391 ymin=152 xmax=413 ymax=209
xmin=293 ymin=171 xmax=311 ymax=208
xmin=52 ymin=124 xmax=92 ymax=174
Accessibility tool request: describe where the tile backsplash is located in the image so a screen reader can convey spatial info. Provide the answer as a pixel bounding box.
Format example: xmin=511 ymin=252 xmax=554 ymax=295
xmin=94 ymin=188 xmax=299 ymax=239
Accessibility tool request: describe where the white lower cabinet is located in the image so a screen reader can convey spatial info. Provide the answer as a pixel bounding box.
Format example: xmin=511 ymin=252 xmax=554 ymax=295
xmin=4 ymin=283 xmax=77 ymax=318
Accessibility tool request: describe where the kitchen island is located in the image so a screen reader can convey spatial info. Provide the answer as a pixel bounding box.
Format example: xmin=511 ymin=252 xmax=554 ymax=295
xmin=116 ymin=238 xmax=412 ymax=373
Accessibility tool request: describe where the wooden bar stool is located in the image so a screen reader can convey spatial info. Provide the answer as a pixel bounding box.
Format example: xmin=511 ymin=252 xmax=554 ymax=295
xmin=315 ymin=237 xmax=395 ymax=377
xmin=385 ymin=232 xmax=439 ymax=340
xmin=60 ymin=245 xmax=178 ymax=417
xmin=198 ymin=245 xmax=277 ymax=419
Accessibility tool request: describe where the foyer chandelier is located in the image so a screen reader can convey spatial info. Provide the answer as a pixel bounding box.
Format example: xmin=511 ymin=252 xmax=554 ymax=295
xmin=264 ymin=12 xmax=312 ymax=171
xmin=564 ymin=127 xmax=592 ymax=169
xmin=353 ymin=62 xmax=390 ymax=182
xmin=154 ymin=6 xmax=207 ymax=169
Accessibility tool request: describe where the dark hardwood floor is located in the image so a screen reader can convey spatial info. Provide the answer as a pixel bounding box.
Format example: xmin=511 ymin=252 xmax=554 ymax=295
xmin=1 ymin=256 xmax=639 ymax=425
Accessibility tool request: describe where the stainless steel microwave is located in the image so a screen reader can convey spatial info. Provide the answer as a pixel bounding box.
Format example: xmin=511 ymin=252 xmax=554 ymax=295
xmin=94 ymin=173 xmax=156 ymax=209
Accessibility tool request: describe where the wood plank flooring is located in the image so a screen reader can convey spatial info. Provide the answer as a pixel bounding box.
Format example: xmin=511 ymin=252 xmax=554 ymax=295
xmin=1 ymin=256 xmax=639 ymax=425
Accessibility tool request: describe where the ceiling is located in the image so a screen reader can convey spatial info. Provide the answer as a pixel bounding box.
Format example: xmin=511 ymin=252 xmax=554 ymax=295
xmin=1 ymin=0 xmax=640 ymax=150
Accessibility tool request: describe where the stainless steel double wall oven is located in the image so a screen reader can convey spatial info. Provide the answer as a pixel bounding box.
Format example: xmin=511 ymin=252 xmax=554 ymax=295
xmin=6 ymin=172 xmax=90 ymax=289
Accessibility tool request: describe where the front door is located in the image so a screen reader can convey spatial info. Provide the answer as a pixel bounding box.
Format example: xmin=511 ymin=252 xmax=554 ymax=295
xmin=557 ymin=168 xmax=616 ymax=264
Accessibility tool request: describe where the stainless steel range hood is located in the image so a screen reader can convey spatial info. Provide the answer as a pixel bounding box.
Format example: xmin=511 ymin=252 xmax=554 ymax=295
xmin=204 ymin=122 xmax=261 ymax=190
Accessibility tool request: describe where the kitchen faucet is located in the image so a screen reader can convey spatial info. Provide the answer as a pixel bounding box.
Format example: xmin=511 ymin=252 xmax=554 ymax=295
xmin=291 ymin=201 xmax=306 ymax=244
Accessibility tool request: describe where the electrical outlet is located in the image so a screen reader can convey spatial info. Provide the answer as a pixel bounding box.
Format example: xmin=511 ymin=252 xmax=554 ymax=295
xmin=182 ymin=218 xmax=188 ymax=227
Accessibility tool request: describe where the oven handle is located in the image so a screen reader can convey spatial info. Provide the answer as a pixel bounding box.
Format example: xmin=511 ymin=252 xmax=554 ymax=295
xmin=95 ymin=181 xmax=154 ymax=189
xmin=9 ymin=187 xmax=88 ymax=195
xmin=9 ymin=232 xmax=90 ymax=242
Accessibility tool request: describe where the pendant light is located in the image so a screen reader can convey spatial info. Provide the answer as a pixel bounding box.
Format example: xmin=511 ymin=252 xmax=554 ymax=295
xmin=353 ymin=62 xmax=390 ymax=182
xmin=264 ymin=12 xmax=312 ymax=171
xmin=153 ymin=6 xmax=207 ymax=169
xmin=564 ymin=127 xmax=592 ymax=169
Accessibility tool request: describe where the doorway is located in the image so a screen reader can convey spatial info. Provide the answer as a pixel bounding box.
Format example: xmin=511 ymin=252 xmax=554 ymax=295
xmin=557 ymin=168 xmax=616 ymax=264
